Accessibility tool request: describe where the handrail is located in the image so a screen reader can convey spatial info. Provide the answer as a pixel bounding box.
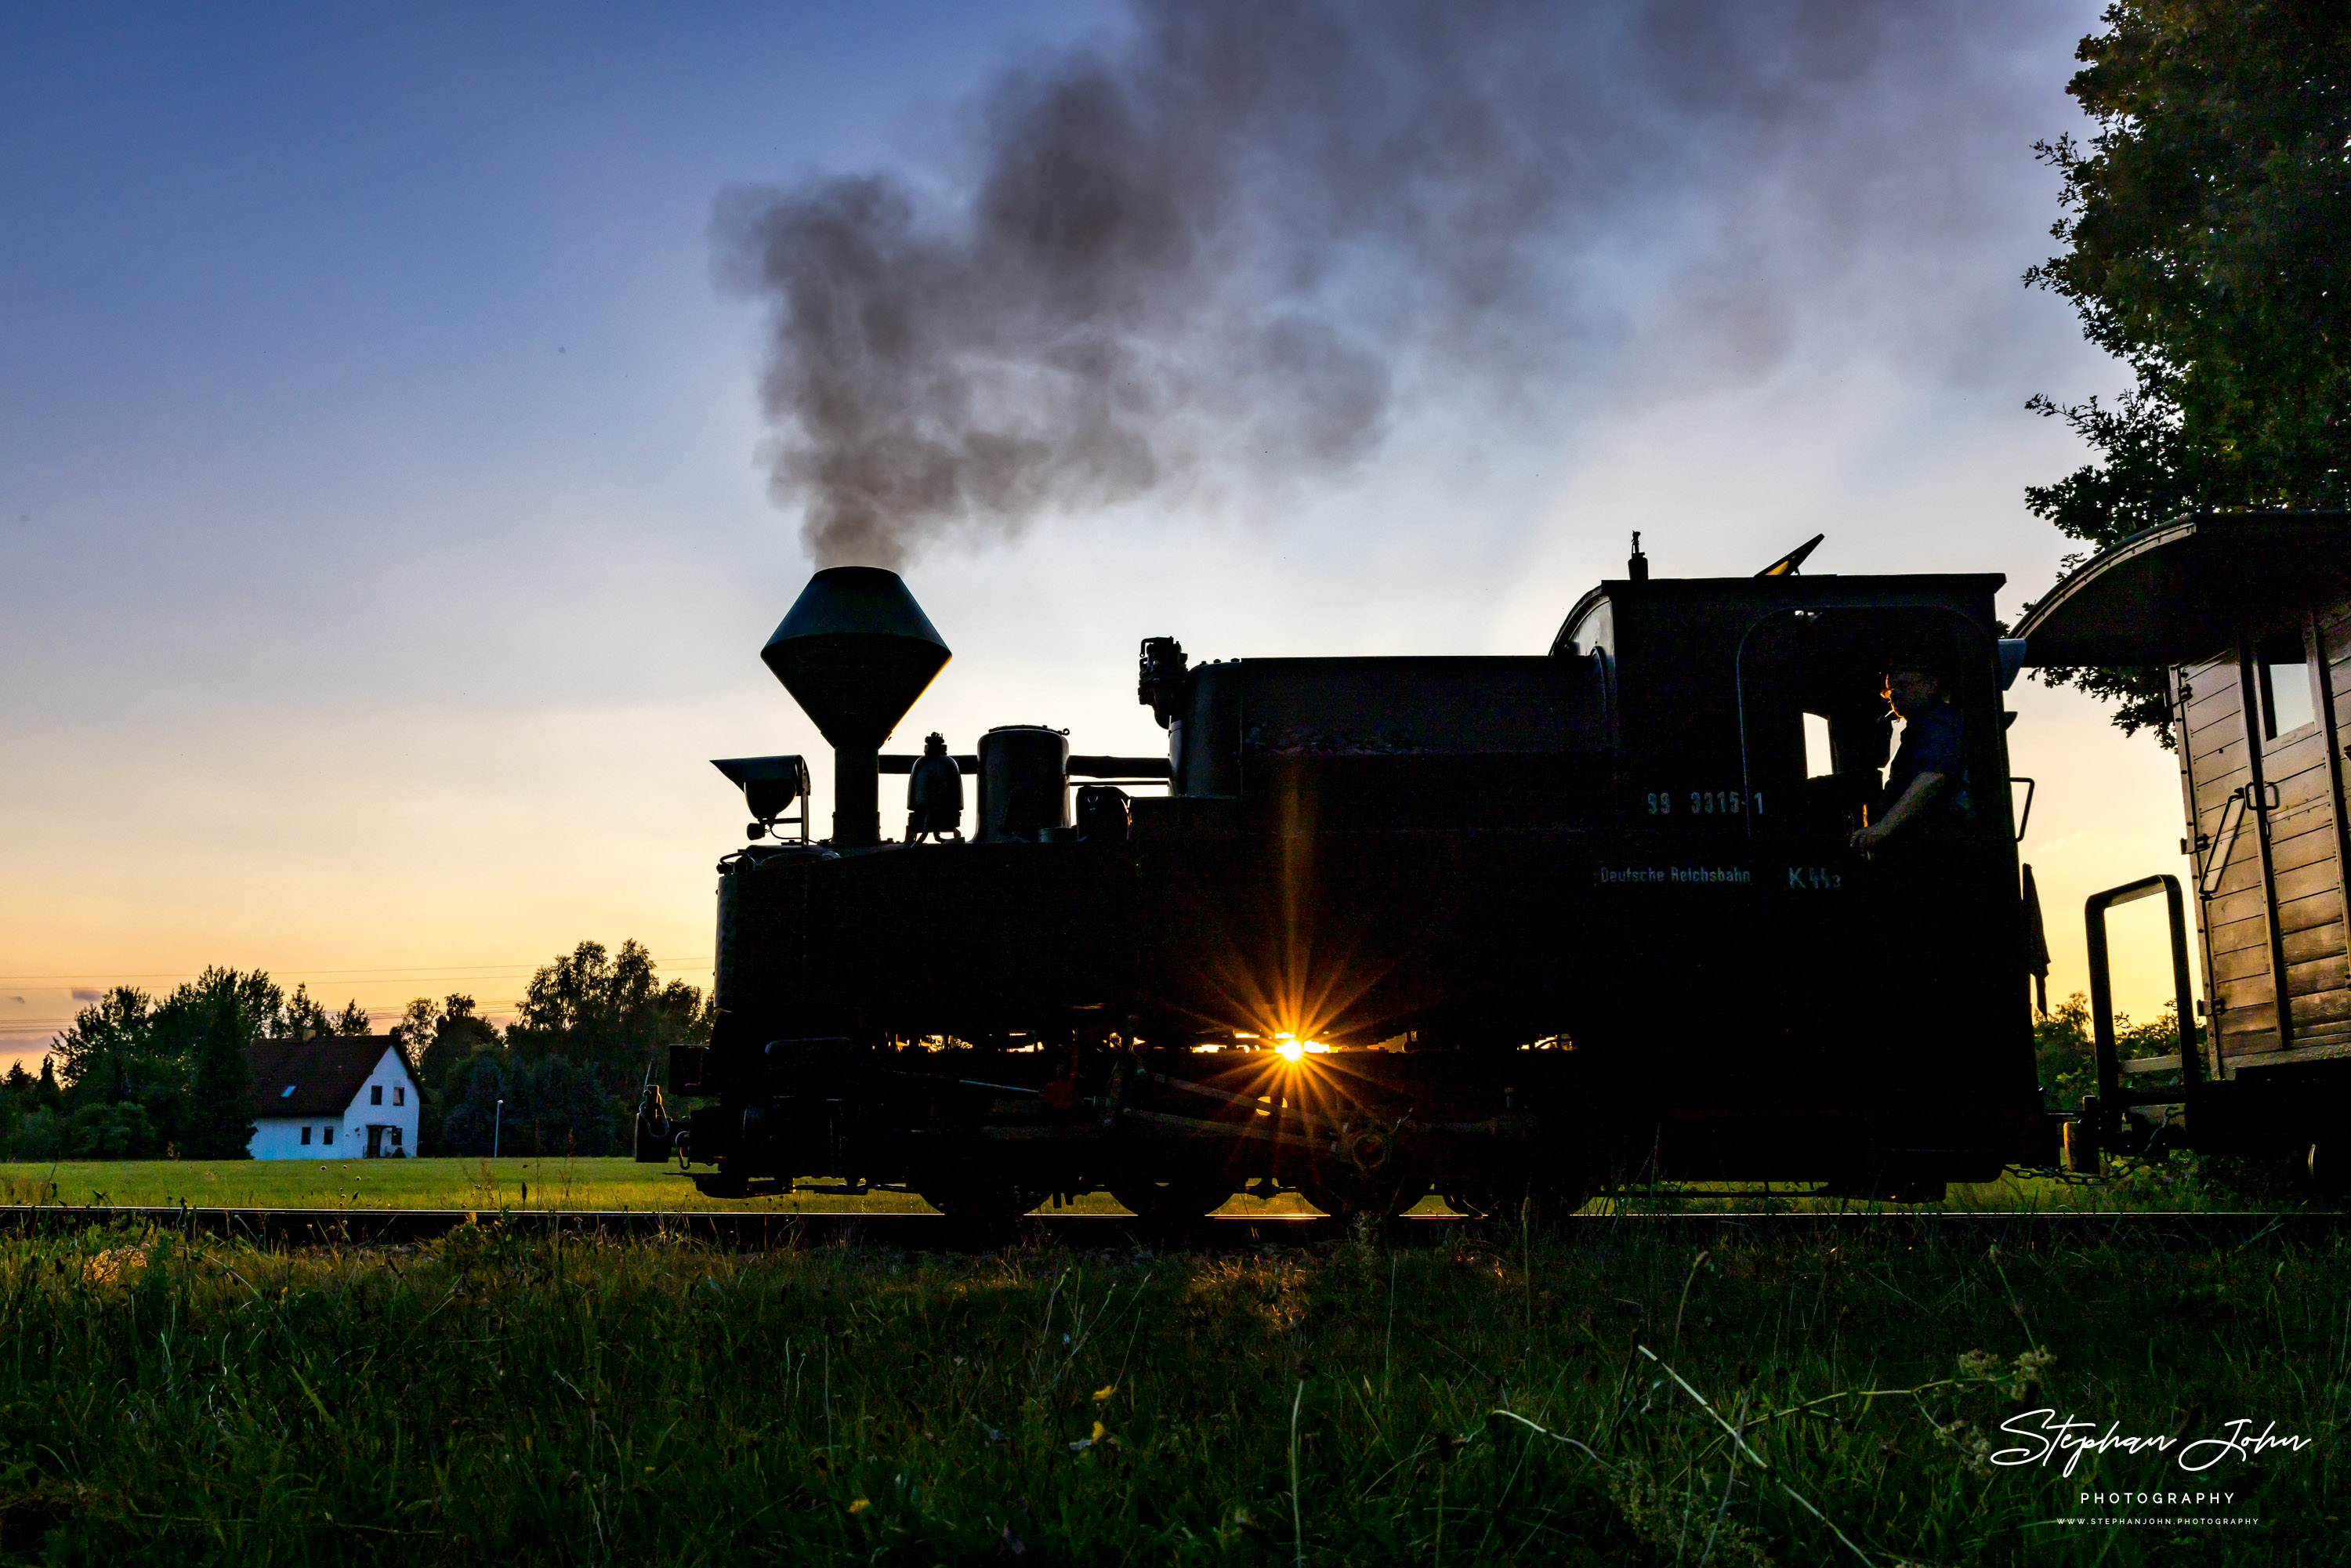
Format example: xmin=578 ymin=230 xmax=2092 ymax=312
xmin=2200 ymin=791 xmax=2247 ymax=898
xmin=2084 ymin=875 xmax=2201 ymax=1157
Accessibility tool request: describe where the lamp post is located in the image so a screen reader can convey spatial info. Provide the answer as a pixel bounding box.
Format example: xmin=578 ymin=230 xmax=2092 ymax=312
xmin=493 ymin=1098 xmax=503 ymax=1160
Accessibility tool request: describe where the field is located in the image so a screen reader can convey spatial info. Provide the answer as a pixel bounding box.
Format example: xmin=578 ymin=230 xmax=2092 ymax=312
xmin=0 ymin=1214 xmax=2338 ymax=1564
xmin=0 ymin=1158 xmax=1313 ymax=1215
xmin=0 ymin=1157 xmax=2312 ymax=1217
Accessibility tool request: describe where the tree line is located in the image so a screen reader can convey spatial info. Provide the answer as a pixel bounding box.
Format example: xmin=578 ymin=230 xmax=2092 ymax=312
xmin=2026 ymin=1 xmax=2350 ymax=739
xmin=0 ymin=940 xmax=710 ymax=1161
xmin=404 ymin=940 xmax=712 ymax=1157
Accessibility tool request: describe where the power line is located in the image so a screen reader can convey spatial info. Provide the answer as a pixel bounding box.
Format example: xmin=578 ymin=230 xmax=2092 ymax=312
xmin=0 ymin=958 xmax=714 ymax=983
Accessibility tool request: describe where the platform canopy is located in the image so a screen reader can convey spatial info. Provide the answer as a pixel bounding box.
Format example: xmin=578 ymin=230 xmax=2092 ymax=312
xmin=2013 ymin=511 xmax=2351 ymax=666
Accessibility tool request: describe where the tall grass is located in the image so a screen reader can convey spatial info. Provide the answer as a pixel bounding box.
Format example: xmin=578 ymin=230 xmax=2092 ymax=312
xmin=0 ymin=1217 xmax=2340 ymax=1563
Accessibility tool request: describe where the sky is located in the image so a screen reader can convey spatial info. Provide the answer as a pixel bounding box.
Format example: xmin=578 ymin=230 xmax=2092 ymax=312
xmin=0 ymin=1 xmax=2198 ymax=1060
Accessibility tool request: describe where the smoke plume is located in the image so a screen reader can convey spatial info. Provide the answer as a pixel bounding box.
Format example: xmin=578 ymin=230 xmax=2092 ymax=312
xmin=717 ymin=1 xmax=2063 ymax=567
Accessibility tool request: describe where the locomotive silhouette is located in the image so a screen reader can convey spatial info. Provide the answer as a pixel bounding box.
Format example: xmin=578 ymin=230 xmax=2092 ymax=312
xmin=656 ymin=538 xmax=2050 ymax=1218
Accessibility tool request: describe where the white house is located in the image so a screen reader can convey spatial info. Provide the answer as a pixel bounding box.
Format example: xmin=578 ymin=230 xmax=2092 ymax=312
xmin=246 ymin=1034 xmax=422 ymax=1159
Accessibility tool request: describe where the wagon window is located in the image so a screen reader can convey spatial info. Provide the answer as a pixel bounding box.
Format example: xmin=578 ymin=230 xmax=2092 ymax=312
xmin=2257 ymin=638 xmax=2315 ymax=741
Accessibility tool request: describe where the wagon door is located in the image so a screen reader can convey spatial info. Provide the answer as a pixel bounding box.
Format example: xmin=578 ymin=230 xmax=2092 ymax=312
xmin=2183 ymin=613 xmax=2351 ymax=1065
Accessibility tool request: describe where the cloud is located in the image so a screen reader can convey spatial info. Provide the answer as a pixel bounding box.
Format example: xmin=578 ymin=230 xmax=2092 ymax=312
xmin=71 ymin=988 xmax=101 ymax=1002
xmin=716 ymin=0 xmax=2073 ymax=567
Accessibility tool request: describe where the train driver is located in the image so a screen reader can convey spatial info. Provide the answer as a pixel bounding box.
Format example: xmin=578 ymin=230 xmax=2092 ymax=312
xmin=1849 ymin=650 xmax=1972 ymax=857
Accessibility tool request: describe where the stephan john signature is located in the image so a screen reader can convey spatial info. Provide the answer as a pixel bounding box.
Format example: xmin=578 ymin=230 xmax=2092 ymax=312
xmin=1992 ymin=1411 xmax=2311 ymax=1477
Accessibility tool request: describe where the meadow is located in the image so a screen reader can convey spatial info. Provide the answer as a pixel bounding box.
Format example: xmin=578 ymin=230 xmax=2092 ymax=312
xmin=0 ymin=1156 xmax=2310 ymax=1218
xmin=0 ymin=1214 xmax=2337 ymax=1564
xmin=0 ymin=1158 xmax=1314 ymax=1216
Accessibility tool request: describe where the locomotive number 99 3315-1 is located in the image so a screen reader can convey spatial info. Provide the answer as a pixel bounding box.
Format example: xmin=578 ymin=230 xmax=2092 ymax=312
xmin=1643 ymin=789 xmax=1751 ymax=816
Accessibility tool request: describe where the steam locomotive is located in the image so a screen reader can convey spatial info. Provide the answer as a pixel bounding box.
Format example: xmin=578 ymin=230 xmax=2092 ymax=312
xmin=654 ymin=540 xmax=2052 ymax=1218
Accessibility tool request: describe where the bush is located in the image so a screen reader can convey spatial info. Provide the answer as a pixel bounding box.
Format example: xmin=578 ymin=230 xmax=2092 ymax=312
xmin=62 ymin=1103 xmax=162 ymax=1161
xmin=440 ymin=1052 xmax=618 ymax=1157
xmin=2034 ymin=992 xmax=2200 ymax=1110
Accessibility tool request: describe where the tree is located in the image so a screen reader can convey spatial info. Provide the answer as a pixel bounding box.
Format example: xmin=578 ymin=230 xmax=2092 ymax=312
xmin=396 ymin=992 xmax=503 ymax=1154
xmin=151 ymin=968 xmax=275 ymax=1159
xmin=48 ymin=968 xmax=277 ymax=1158
xmin=2024 ymin=1 xmax=2351 ymax=740
xmin=0 ymin=1063 xmax=38 ymax=1161
xmin=274 ymin=983 xmax=334 ymax=1039
xmin=509 ymin=940 xmax=712 ymax=1081
xmin=50 ymin=987 xmax=154 ymax=1107
xmin=185 ymin=1009 xmax=257 ymax=1159
xmin=400 ymin=993 xmax=500 ymax=1084
xmin=439 ymin=1052 xmax=619 ymax=1158
xmin=393 ymin=997 xmax=439 ymax=1066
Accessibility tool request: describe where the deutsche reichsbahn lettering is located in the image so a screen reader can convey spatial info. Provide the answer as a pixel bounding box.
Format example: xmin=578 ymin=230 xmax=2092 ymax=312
xmin=1596 ymin=866 xmax=1753 ymax=885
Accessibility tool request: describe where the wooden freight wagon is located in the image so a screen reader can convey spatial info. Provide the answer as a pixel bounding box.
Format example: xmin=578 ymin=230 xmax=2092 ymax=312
xmin=2016 ymin=511 xmax=2351 ymax=1182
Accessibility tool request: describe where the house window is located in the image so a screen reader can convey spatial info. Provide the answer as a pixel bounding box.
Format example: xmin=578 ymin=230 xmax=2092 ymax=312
xmin=393 ymin=1086 xmax=404 ymax=1106
xmin=371 ymin=1085 xmax=383 ymax=1106
xmin=300 ymin=1125 xmax=311 ymax=1146
xmin=389 ymin=1127 xmax=402 ymax=1148
xmin=323 ymin=1126 xmax=335 ymax=1146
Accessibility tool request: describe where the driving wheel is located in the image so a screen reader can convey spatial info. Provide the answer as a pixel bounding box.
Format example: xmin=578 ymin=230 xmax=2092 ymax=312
xmin=918 ymin=1181 xmax=1041 ymax=1221
xmin=1109 ymin=1178 xmax=1234 ymax=1219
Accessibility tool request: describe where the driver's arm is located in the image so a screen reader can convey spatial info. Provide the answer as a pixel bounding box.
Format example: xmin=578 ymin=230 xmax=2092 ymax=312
xmin=1852 ymin=770 xmax=1943 ymax=851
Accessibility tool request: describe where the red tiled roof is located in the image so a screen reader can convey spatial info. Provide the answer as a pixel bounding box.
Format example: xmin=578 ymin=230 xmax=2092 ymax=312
xmin=246 ymin=1035 xmax=410 ymax=1119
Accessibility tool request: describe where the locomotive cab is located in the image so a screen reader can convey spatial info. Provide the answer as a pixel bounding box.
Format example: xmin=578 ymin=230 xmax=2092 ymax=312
xmin=1553 ymin=570 xmax=2038 ymax=1191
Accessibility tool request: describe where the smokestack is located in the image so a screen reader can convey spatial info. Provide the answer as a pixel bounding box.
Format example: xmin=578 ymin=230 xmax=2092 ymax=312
xmin=759 ymin=567 xmax=951 ymax=847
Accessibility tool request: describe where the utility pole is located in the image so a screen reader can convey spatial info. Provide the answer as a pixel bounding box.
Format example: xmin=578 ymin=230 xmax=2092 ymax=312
xmin=494 ymin=1098 xmax=503 ymax=1159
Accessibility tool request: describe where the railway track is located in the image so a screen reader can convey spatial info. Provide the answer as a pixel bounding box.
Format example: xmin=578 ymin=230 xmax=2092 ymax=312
xmin=0 ymin=1205 xmax=2341 ymax=1250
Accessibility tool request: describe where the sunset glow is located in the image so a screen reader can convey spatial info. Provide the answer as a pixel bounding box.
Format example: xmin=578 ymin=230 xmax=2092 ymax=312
xmin=0 ymin=2 xmax=2200 ymax=1070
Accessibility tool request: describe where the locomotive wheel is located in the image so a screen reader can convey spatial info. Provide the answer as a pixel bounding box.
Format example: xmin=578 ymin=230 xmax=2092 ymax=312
xmin=692 ymin=1171 xmax=749 ymax=1199
xmin=1440 ymin=1179 xmax=1593 ymax=1228
xmin=1300 ymin=1171 xmax=1429 ymax=1221
xmin=918 ymin=1182 xmax=1041 ymax=1221
xmin=1108 ymin=1179 xmax=1233 ymax=1219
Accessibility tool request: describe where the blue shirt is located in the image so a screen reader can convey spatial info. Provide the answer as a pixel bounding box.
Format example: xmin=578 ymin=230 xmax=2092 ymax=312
xmin=1886 ymin=704 xmax=1971 ymax=832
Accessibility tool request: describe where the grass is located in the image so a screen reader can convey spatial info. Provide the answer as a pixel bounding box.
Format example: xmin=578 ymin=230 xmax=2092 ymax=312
xmin=0 ymin=1159 xmax=1328 ymax=1215
xmin=0 ymin=1156 xmax=2318 ymax=1219
xmin=0 ymin=1217 xmax=2338 ymax=1563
